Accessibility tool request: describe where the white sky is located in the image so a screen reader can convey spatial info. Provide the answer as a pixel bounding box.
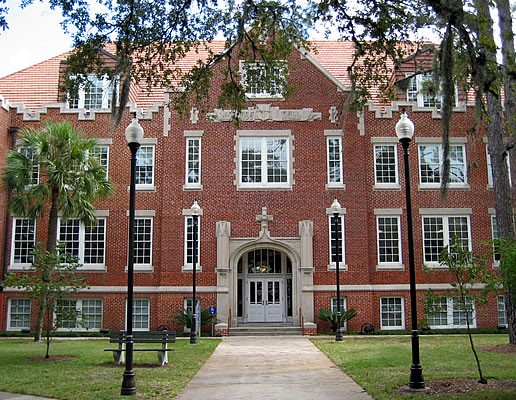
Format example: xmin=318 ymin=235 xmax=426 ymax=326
xmin=0 ymin=1 xmax=72 ymax=77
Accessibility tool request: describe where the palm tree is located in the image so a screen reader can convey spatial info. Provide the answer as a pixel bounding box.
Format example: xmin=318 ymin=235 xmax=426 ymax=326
xmin=3 ymin=121 xmax=114 ymax=341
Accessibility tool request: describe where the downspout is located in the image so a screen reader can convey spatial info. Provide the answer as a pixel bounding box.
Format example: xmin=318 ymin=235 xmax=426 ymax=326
xmin=1 ymin=126 xmax=19 ymax=289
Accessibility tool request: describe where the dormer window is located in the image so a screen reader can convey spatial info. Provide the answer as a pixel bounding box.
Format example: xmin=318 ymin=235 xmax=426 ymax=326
xmin=406 ymin=73 xmax=442 ymax=108
xmin=240 ymin=61 xmax=287 ymax=99
xmin=68 ymin=75 xmax=118 ymax=110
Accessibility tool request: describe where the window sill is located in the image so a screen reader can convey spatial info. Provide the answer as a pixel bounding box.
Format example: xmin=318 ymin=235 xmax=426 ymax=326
xmin=238 ymin=185 xmax=292 ymax=191
xmin=125 ymin=265 xmax=154 ymax=272
xmin=135 ymin=185 xmax=156 ymax=192
xmin=182 ymin=265 xmax=203 ymax=272
xmin=8 ymin=264 xmax=32 ymax=271
xmin=418 ymin=184 xmax=470 ymax=191
xmin=325 ymin=183 xmax=346 ymax=190
xmin=376 ymin=264 xmax=405 ymax=271
xmin=327 ymin=264 xmax=348 ymax=271
xmin=78 ymin=265 xmax=107 ymax=272
xmin=373 ymin=184 xmax=401 ymax=191
xmin=380 ymin=326 xmax=405 ymax=331
xmin=183 ymin=184 xmax=203 ymax=191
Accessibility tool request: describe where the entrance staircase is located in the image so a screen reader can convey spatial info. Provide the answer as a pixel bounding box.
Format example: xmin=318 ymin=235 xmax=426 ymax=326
xmin=229 ymin=323 xmax=303 ymax=336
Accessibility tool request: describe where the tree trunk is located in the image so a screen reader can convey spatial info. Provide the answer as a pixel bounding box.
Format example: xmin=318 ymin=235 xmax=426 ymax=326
xmin=34 ymin=191 xmax=60 ymax=342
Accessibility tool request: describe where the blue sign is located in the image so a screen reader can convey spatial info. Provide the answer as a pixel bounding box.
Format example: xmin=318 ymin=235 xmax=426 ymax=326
xmin=209 ymin=306 xmax=217 ymax=315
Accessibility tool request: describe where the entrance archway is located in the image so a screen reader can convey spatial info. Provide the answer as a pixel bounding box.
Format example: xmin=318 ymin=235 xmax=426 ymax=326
xmin=236 ymin=248 xmax=293 ymax=323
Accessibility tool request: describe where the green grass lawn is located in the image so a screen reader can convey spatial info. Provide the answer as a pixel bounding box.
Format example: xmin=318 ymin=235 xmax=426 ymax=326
xmin=313 ymin=334 xmax=516 ymax=400
xmin=0 ymin=337 xmax=219 ymax=399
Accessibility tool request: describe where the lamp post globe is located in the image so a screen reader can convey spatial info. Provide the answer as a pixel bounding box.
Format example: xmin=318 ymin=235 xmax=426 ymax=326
xmin=396 ymin=112 xmax=425 ymax=390
xmin=331 ymin=199 xmax=343 ymax=342
xmin=121 ymin=116 xmax=143 ymax=396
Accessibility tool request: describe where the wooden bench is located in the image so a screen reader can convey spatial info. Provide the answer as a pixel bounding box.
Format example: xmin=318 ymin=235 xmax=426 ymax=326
xmin=104 ymin=330 xmax=176 ymax=366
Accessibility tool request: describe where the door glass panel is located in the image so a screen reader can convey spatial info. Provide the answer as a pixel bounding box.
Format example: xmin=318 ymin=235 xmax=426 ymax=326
xmin=256 ymin=282 xmax=263 ymax=304
xmin=274 ymin=281 xmax=280 ymax=304
xmin=250 ymin=281 xmax=256 ymax=304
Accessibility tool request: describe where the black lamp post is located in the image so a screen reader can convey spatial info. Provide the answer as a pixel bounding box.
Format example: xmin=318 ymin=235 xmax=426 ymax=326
xmin=331 ymin=199 xmax=343 ymax=342
xmin=121 ymin=117 xmax=144 ymax=396
xmin=190 ymin=200 xmax=200 ymax=344
xmin=395 ymin=112 xmax=425 ymax=390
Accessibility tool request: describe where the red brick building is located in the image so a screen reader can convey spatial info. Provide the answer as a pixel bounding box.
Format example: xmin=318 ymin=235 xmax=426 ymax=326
xmin=0 ymin=41 xmax=508 ymax=335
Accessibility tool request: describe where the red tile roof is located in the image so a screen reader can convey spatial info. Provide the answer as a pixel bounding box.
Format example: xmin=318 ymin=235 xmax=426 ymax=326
xmin=0 ymin=40 xmax=366 ymax=111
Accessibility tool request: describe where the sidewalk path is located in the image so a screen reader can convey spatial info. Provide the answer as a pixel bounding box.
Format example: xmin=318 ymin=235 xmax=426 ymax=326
xmin=0 ymin=393 xmax=54 ymax=400
xmin=176 ymin=336 xmax=372 ymax=400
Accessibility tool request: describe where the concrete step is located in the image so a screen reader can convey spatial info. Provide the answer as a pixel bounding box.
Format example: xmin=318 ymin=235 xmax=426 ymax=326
xmin=229 ymin=324 xmax=303 ymax=336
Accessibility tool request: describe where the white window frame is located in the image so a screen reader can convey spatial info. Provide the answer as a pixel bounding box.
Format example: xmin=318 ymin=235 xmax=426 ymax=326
xmin=237 ymin=130 xmax=292 ymax=189
xmin=130 ymin=216 xmax=153 ymax=272
xmin=373 ymin=142 xmax=399 ymax=189
xmin=91 ymin=142 xmax=110 ymax=179
xmin=10 ymin=218 xmax=36 ymax=270
xmin=67 ymin=74 xmax=117 ymax=110
xmin=498 ymin=295 xmax=508 ymax=328
xmin=376 ymin=213 xmax=403 ymax=269
xmin=331 ymin=297 xmax=349 ymax=331
xmin=55 ymin=299 xmax=103 ymax=332
xmin=427 ymin=296 xmax=476 ymax=329
xmin=491 ymin=214 xmax=501 ymax=266
xmin=406 ymin=73 xmax=458 ymax=109
xmin=7 ymin=298 xmax=31 ymax=331
xmin=380 ymin=297 xmax=405 ymax=330
xmin=417 ymin=140 xmax=468 ymax=189
xmin=184 ymin=131 xmax=203 ymax=190
xmin=421 ymin=212 xmax=472 ymax=267
xmin=135 ymin=144 xmax=156 ymax=191
xmin=486 ymin=145 xmax=511 ymax=188
xmin=327 ymin=210 xmax=347 ymax=271
xmin=183 ymin=215 xmax=201 ymax=271
xmin=19 ymin=146 xmax=39 ymax=185
xmin=58 ymin=216 xmax=107 ymax=271
xmin=129 ymin=298 xmax=150 ymax=331
xmin=240 ymin=60 xmax=287 ymax=99
xmin=326 ymin=131 xmax=345 ymax=188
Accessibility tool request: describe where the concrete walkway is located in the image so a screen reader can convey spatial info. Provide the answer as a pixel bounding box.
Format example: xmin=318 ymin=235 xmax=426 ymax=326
xmin=176 ymin=336 xmax=372 ymax=400
xmin=0 ymin=394 xmax=54 ymax=400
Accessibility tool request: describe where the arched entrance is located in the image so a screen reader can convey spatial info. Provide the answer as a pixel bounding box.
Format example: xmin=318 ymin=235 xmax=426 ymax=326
xmin=237 ymin=248 xmax=293 ymax=323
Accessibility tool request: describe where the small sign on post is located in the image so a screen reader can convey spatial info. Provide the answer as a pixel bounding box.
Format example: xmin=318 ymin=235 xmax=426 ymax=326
xmin=209 ymin=306 xmax=217 ymax=337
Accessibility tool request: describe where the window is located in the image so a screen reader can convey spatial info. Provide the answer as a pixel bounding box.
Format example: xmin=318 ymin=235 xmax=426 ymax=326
xmin=8 ymin=298 xmax=31 ymax=330
xmin=491 ymin=215 xmax=501 ymax=264
xmin=11 ymin=218 xmax=36 ymax=267
xmin=422 ymin=215 xmax=471 ymax=265
xmin=377 ymin=216 xmax=402 ymax=267
xmin=133 ymin=218 xmax=153 ymax=269
xmin=133 ymin=299 xmax=150 ymax=331
xmin=135 ymin=145 xmax=155 ymax=188
xmin=427 ymin=296 xmax=475 ymax=328
xmin=419 ymin=143 xmax=467 ymax=187
xmin=238 ymin=133 xmax=291 ymax=188
xmin=184 ymin=216 xmax=200 ymax=270
xmin=240 ymin=61 xmax=287 ymax=99
xmin=185 ymin=137 xmax=202 ymax=187
xmin=68 ymin=75 xmax=117 ymax=110
xmin=328 ymin=215 xmax=346 ymax=269
xmin=406 ymin=73 xmax=454 ymax=108
xmin=91 ymin=145 xmax=109 ymax=178
xmin=374 ymin=144 xmax=398 ymax=186
xmin=380 ymin=297 xmax=405 ymax=330
xmin=327 ymin=136 xmax=343 ymax=186
xmin=19 ymin=147 xmax=39 ymax=185
xmin=55 ymin=299 xmax=103 ymax=331
xmin=487 ymin=146 xmax=511 ymax=187
xmin=498 ymin=295 xmax=508 ymax=327
xmin=58 ymin=218 xmax=106 ymax=269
